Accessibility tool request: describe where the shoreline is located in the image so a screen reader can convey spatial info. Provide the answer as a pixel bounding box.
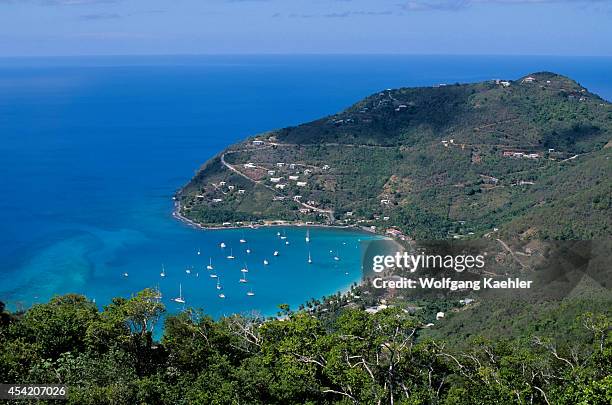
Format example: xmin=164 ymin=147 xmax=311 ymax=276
xmin=172 ymin=200 xmax=382 ymax=236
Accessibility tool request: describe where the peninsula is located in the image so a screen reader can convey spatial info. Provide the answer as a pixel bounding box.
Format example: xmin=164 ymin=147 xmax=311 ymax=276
xmin=176 ymin=72 xmax=611 ymax=240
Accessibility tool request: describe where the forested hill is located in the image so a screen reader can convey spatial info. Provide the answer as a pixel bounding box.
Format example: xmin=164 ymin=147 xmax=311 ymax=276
xmin=177 ymin=72 xmax=611 ymax=239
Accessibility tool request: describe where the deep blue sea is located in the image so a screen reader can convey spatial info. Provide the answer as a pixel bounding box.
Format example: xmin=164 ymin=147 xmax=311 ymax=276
xmin=1 ymin=55 xmax=611 ymax=318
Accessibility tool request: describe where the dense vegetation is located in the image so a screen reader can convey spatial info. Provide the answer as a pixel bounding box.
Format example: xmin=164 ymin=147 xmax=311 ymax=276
xmin=178 ymin=72 xmax=611 ymax=240
xmin=1 ymin=292 xmax=610 ymax=404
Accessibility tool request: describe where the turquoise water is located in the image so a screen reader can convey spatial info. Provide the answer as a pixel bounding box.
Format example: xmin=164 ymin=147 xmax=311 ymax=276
xmin=1 ymin=55 xmax=611 ymax=317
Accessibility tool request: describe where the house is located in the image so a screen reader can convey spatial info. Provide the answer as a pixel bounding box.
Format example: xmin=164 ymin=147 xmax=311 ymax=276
xmin=380 ymin=199 xmax=390 ymax=205
xmin=219 ymin=181 xmax=226 ymax=186
xmin=293 ymin=195 xmax=302 ymax=201
xmin=196 ymin=194 xmax=205 ymax=199
xmin=436 ymin=312 xmax=445 ymax=320
xmin=212 ymin=198 xmax=223 ymax=203
xmin=270 ymin=177 xmax=282 ymax=183
xmin=322 ymin=165 xmax=330 ymax=170
xmin=303 ymin=169 xmax=312 ymax=175
xmin=244 ymin=163 xmax=255 ymax=169
xmin=460 ymin=298 xmax=475 ymax=305
xmin=383 ymin=216 xmax=390 ymax=221
xmin=276 ymin=162 xmax=285 ymax=168
xmin=365 ymin=304 xmax=388 ymax=314
xmin=289 ymin=175 xmax=299 ymax=181
xmin=252 ymin=140 xmax=264 ymax=146
xmin=289 ymin=164 xmax=296 ymax=170
xmin=296 ymin=181 xmax=307 ymax=187
xmin=522 ymin=76 xmax=536 ymax=83
xmin=500 ymin=81 xmax=511 ymax=87
xmin=228 ymin=185 xmax=235 ymax=191
xmin=272 ymin=196 xmax=286 ymax=201
xmin=307 ymin=200 xmax=317 ymax=206
xmin=267 ymin=170 xmax=276 ymax=175
xmin=346 ymin=211 xmax=353 ymax=217
xmin=275 ymin=184 xmax=286 ymax=190
xmin=237 ymin=189 xmax=245 ymax=194
xmin=299 ymin=208 xmax=310 ymax=214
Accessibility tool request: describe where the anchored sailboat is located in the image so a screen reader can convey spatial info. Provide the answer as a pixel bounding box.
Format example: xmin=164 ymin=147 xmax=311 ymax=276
xmin=227 ymin=249 xmax=235 ymax=259
xmin=305 ymin=229 xmax=310 ymax=243
xmin=308 ymin=252 xmax=312 ymax=264
xmin=173 ymin=284 xmax=185 ymax=304
xmin=160 ymin=264 xmax=166 ymax=278
xmin=207 ymin=258 xmax=214 ymax=270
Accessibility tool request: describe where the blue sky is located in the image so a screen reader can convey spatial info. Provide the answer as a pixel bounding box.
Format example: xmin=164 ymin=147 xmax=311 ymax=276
xmin=0 ymin=0 xmax=611 ymax=56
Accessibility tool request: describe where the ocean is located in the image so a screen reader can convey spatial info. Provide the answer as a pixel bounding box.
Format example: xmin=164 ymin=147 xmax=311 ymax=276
xmin=1 ymin=55 xmax=611 ymax=317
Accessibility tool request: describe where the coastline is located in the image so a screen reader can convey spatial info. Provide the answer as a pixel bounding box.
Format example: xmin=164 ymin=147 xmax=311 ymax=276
xmin=172 ymin=199 xmax=382 ymax=235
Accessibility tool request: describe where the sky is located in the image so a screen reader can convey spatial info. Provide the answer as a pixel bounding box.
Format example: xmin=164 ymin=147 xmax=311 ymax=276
xmin=0 ymin=0 xmax=611 ymax=57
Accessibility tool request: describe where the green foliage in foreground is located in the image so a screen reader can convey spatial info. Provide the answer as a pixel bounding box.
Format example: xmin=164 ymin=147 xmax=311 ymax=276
xmin=1 ymin=293 xmax=610 ymax=404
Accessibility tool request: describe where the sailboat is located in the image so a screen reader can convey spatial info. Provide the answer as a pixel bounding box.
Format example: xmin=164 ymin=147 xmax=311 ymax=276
xmin=239 ymin=237 xmax=247 ymax=244
xmin=160 ymin=264 xmax=166 ymax=278
xmin=273 ymin=251 xmax=279 ymax=257
xmin=240 ymin=264 xmax=249 ymax=273
xmin=276 ymin=231 xmax=281 ymax=237
xmin=206 ymin=258 xmax=214 ymax=270
xmin=308 ymin=252 xmax=312 ymax=264
xmin=185 ymin=267 xmax=191 ymax=274
xmin=218 ymin=293 xmax=226 ymax=299
xmin=239 ymin=273 xmax=248 ymax=283
xmin=305 ymin=229 xmax=310 ymax=243
xmin=122 ymin=272 xmax=129 ymax=277
xmin=334 ymin=250 xmax=340 ymax=261
xmin=173 ymin=284 xmax=185 ymax=304
xmin=246 ymin=248 xmax=251 ymax=254
xmin=216 ymin=278 xmax=222 ymax=290
xmin=246 ymin=290 xmax=255 ymax=297
xmin=197 ymin=248 xmax=201 ymax=255
xmin=220 ymin=242 xmax=226 ymax=248
xmin=210 ymin=273 xmax=218 ymax=278
xmin=263 ymin=259 xmax=269 ymax=265
xmin=226 ymin=249 xmax=235 ymax=259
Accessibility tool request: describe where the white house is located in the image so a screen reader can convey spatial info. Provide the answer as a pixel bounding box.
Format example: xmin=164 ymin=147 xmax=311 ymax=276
xmin=289 ymin=175 xmax=299 ymax=181
xmin=436 ymin=312 xmax=445 ymax=320
xmin=228 ymin=185 xmax=235 ymax=191
xmin=252 ymin=140 xmax=264 ymax=145
xmin=212 ymin=198 xmax=223 ymax=203
xmin=270 ymin=177 xmax=282 ymax=183
xmin=238 ymin=189 xmax=245 ymax=194
xmin=267 ymin=170 xmax=276 ymax=175
xmin=275 ymin=184 xmax=286 ymax=190
xmin=296 ymin=181 xmax=307 ymax=187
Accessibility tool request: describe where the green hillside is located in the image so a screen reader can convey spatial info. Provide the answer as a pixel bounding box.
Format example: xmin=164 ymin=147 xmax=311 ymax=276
xmin=177 ymin=73 xmax=611 ymax=240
